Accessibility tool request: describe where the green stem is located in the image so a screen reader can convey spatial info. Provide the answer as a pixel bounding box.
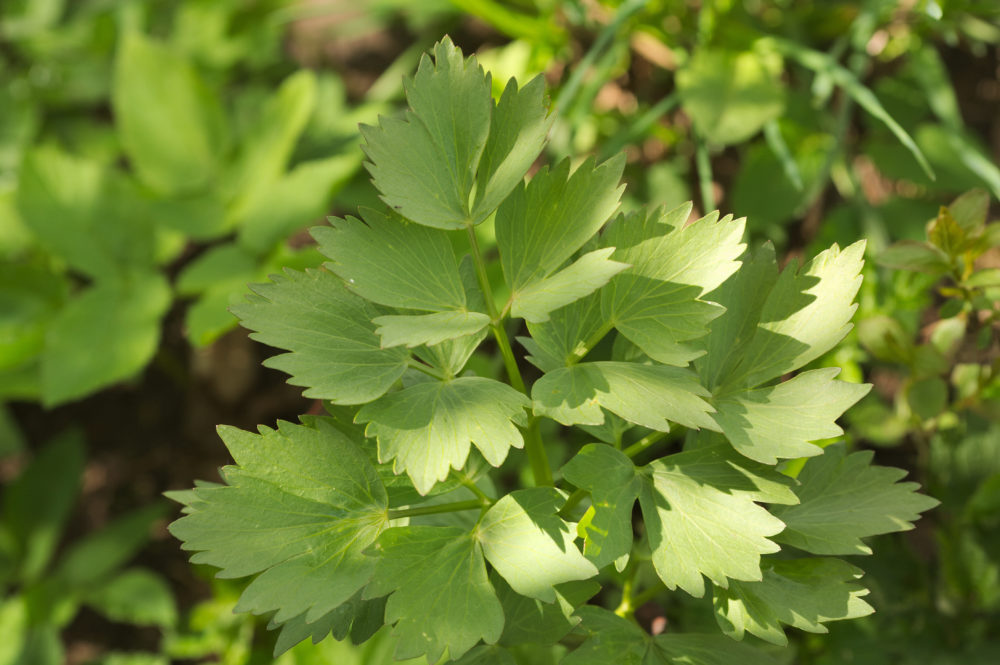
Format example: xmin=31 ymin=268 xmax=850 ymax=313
xmin=466 ymin=225 xmax=553 ymax=486
xmin=408 ymin=359 xmax=448 ymax=381
xmin=623 ymin=431 xmax=668 ymax=459
xmin=453 ymin=471 xmax=493 ymax=505
xmin=629 ymin=582 xmax=666 ymax=612
xmin=558 ymin=488 xmax=588 ymax=520
xmin=388 ymin=499 xmax=485 ymax=520
xmin=568 ymin=319 xmax=615 ymax=365
xmin=695 ymin=135 xmax=715 ymax=213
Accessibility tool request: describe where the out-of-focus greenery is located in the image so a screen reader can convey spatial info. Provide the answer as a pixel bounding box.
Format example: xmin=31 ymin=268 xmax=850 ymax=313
xmin=2 ymin=0 xmax=998 ymax=663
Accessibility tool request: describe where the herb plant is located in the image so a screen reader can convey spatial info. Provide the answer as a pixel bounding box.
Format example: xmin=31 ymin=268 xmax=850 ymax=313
xmin=171 ymin=39 xmax=938 ymax=663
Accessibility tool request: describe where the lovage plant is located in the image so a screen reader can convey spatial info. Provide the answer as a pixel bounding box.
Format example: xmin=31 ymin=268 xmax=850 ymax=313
xmin=170 ymin=39 xmax=937 ymax=663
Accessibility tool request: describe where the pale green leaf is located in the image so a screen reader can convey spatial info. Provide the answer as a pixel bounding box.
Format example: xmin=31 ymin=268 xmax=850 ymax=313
xmin=85 ymin=568 xmax=177 ymax=628
xmin=314 ymin=207 xmax=467 ymax=311
xmin=713 ymin=368 xmax=871 ymax=464
xmin=678 ymin=48 xmax=785 ymax=146
xmin=232 ymin=268 xmax=410 ymax=404
xmin=510 ymin=248 xmax=628 ymax=323
xmin=361 ymin=38 xmax=492 ymax=229
xmin=471 ymin=75 xmax=551 ymax=222
xmin=497 ymin=154 xmax=625 ymax=293
xmin=600 ymin=207 xmax=745 ymax=365
xmin=560 ymin=444 xmax=640 ymax=569
xmin=42 ymin=272 xmax=170 ymax=406
xmin=713 ymin=557 xmax=873 ymax=645
xmin=17 ymin=147 xmax=156 ymax=280
xmin=373 ymin=311 xmax=490 ymax=349
xmin=639 ymin=446 xmax=791 ymax=597
xmin=724 ymin=241 xmax=865 ymax=390
xmin=366 ymin=526 xmax=503 ymax=662
xmin=113 ymin=32 xmax=226 ymax=194
xmin=478 ymin=488 xmax=598 ymax=602
xmin=357 ymin=377 xmax=530 ymax=494
xmin=531 ymin=361 xmax=717 ymax=431
xmin=414 ymin=257 xmax=490 ymax=376
xmin=169 ymin=420 xmax=388 ymax=623
xmin=771 ymin=444 xmax=939 ymax=555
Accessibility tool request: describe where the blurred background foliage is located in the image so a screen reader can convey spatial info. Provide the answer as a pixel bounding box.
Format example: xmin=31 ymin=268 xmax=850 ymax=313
xmin=0 ymin=0 xmax=998 ymax=663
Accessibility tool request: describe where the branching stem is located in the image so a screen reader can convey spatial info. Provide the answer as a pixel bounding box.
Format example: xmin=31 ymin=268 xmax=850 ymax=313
xmin=388 ymin=499 xmax=485 ymax=520
xmin=568 ymin=319 xmax=615 ymax=365
xmin=466 ymin=224 xmax=553 ymax=487
xmin=407 ymin=358 xmax=448 ymax=381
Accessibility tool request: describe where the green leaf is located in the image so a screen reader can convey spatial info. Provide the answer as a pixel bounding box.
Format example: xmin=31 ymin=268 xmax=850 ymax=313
xmin=770 ymin=444 xmax=939 ymax=555
xmin=696 ymin=243 xmax=780 ymax=390
xmin=170 ymin=420 xmax=388 ymax=623
xmin=878 ymin=240 xmax=951 ymax=273
xmin=521 ymin=293 xmax=605 ymax=372
xmin=471 ymin=75 xmax=551 ymax=222
xmin=2 ymin=430 xmax=83 ymax=582
xmin=315 ymin=207 xmax=468 ymax=312
xmin=232 ymin=268 xmax=410 ymax=404
xmin=497 ymin=155 xmax=625 ymax=296
xmin=451 ymin=645 xmax=517 ymax=665
xmin=41 ymin=272 xmax=171 ymax=406
xmin=373 ymin=311 xmax=490 ymax=349
xmin=17 ymin=147 xmax=156 ymax=281
xmin=531 ymin=361 xmax=717 ymax=432
xmin=677 ymin=48 xmax=786 ymax=146
xmin=495 ymin=577 xmax=599 ymax=646
xmin=113 ymin=32 xmax=227 ymax=194
xmin=237 ymin=154 xmax=360 ymax=255
xmin=713 ymin=557 xmax=873 ymax=645
xmin=560 ymin=444 xmax=641 ymax=568
xmin=566 ymin=606 xmax=779 ymax=665
xmin=362 ymin=38 xmax=492 ymax=229
xmin=712 ymin=368 xmax=871 ymax=464
xmin=601 ymin=206 xmax=745 ymax=365
xmin=0 ymin=263 xmax=66 ymax=374
xmin=272 ymin=590 xmax=386 ymax=655
xmin=53 ymin=503 xmax=167 ymax=589
xmin=723 ymin=241 xmax=865 ymax=390
xmin=639 ymin=445 xmax=793 ymax=597
xmin=357 ymin=377 xmax=530 ymax=494
xmin=947 ymin=189 xmax=989 ymax=232
xmin=510 ymin=248 xmax=628 ymax=323
xmin=225 ymin=70 xmax=316 ymax=207
xmin=366 ymin=525 xmax=503 ymax=662
xmin=85 ymin=568 xmax=178 ymax=628
xmin=479 ymin=488 xmax=597 ymax=602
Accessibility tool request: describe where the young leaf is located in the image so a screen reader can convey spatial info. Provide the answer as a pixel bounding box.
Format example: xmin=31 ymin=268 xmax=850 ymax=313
xmin=471 ymin=75 xmax=552 ymax=222
xmin=169 ymin=420 xmax=388 ymax=623
xmin=712 ymin=368 xmax=871 ymax=464
xmin=713 ymin=557 xmax=873 ymax=645
xmin=560 ymin=444 xmax=641 ymax=568
xmin=361 ymin=38 xmax=492 ymax=229
xmin=356 ymin=377 xmax=530 ymax=494
xmin=770 ymin=444 xmax=939 ymax=555
xmin=478 ymin=488 xmax=598 ymax=602
xmin=532 ymin=361 xmax=717 ymax=431
xmin=314 ymin=207 xmax=469 ymax=312
xmin=366 ymin=525 xmax=504 ymax=662
xmin=723 ymin=241 xmax=865 ymax=390
xmin=639 ymin=445 xmax=794 ymax=597
xmin=232 ymin=268 xmax=410 ymax=404
xmin=496 ymin=154 xmax=625 ymax=299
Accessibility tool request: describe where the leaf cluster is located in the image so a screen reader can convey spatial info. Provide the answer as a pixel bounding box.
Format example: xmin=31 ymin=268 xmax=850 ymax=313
xmin=171 ymin=39 xmax=937 ymax=664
